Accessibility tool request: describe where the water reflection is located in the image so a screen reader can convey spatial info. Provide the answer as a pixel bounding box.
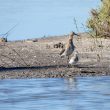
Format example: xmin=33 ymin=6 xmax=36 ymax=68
xmin=65 ymin=78 xmax=77 ymax=91
xmin=0 ymin=77 xmax=110 ymax=110
xmin=64 ymin=78 xmax=77 ymax=110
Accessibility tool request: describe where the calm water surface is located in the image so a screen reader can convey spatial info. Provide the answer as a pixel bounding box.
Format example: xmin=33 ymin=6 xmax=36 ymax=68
xmin=0 ymin=77 xmax=110 ymax=110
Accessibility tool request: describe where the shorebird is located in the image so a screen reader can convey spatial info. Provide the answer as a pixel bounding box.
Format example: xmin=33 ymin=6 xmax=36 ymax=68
xmin=69 ymin=50 xmax=79 ymax=65
xmin=60 ymin=31 xmax=79 ymax=63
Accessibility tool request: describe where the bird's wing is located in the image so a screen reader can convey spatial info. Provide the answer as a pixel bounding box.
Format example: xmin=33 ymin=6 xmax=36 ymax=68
xmin=59 ymin=48 xmax=65 ymax=55
xmin=73 ymin=54 xmax=79 ymax=64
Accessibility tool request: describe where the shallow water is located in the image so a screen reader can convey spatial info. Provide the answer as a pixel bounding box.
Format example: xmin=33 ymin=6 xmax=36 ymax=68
xmin=0 ymin=77 xmax=110 ymax=110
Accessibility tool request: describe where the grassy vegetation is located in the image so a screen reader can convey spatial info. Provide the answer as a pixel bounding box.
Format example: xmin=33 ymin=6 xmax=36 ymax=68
xmin=87 ymin=0 xmax=110 ymax=38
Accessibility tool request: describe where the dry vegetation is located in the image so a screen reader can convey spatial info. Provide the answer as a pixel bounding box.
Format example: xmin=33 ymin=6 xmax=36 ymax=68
xmin=87 ymin=0 xmax=110 ymax=38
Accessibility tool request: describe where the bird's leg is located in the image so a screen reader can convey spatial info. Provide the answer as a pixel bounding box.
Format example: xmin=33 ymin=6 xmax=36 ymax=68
xmin=67 ymin=56 xmax=69 ymax=63
xmin=67 ymin=56 xmax=70 ymax=67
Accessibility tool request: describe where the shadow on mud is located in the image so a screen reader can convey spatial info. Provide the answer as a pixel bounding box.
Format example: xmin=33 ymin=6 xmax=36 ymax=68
xmin=0 ymin=64 xmax=106 ymax=72
xmin=0 ymin=65 xmax=67 ymax=72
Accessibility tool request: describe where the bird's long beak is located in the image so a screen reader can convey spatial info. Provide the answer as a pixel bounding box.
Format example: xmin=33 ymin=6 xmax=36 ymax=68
xmin=74 ymin=33 xmax=80 ymax=36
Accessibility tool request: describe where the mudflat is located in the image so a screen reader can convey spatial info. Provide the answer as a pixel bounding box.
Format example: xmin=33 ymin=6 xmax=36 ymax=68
xmin=0 ymin=33 xmax=110 ymax=79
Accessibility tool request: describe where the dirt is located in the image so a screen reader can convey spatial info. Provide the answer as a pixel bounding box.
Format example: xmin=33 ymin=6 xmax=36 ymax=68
xmin=0 ymin=33 xmax=110 ymax=79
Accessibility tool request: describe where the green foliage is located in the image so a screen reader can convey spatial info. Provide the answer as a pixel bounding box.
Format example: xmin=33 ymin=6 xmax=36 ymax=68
xmin=87 ymin=0 xmax=110 ymax=38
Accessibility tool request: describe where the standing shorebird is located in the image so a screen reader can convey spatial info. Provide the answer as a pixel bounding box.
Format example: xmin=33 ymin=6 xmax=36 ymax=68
xmin=60 ymin=31 xmax=79 ymax=64
xmin=69 ymin=50 xmax=79 ymax=65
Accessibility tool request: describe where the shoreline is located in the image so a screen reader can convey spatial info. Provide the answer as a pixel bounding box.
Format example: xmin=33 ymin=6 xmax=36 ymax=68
xmin=0 ymin=33 xmax=110 ymax=79
xmin=0 ymin=62 xmax=110 ymax=79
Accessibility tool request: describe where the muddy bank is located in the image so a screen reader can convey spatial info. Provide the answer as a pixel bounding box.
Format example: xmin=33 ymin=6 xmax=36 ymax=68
xmin=0 ymin=33 xmax=110 ymax=79
xmin=0 ymin=67 xmax=110 ymax=79
xmin=0 ymin=64 xmax=110 ymax=79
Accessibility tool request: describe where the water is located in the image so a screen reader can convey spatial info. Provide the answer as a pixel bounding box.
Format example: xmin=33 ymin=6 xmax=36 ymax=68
xmin=0 ymin=0 xmax=100 ymax=40
xmin=0 ymin=77 xmax=110 ymax=110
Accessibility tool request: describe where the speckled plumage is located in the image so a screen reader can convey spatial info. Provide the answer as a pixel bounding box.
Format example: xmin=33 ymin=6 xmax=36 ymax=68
xmin=60 ymin=32 xmax=76 ymax=58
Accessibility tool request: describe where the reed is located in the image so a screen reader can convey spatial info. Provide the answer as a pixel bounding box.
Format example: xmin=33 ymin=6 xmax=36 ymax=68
xmin=87 ymin=0 xmax=110 ymax=38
